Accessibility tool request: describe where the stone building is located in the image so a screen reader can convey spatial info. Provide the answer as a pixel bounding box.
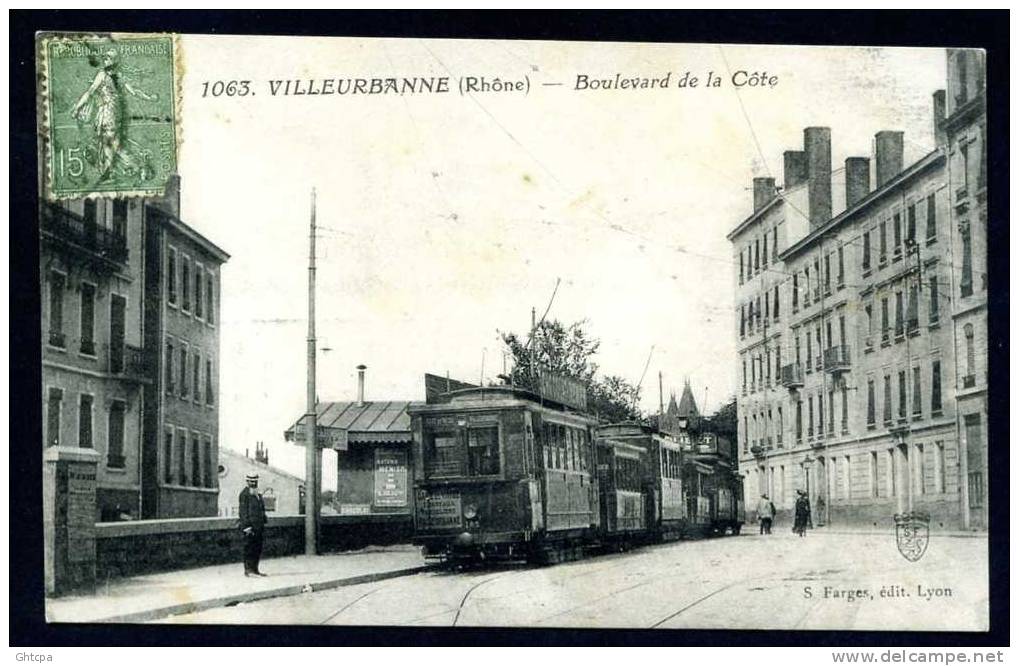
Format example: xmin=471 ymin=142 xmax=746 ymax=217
xmin=41 ymin=178 xmax=229 ymax=521
xmin=217 ymin=444 xmax=305 ymax=517
xmin=141 ymin=178 xmax=230 ymax=518
xmin=943 ymin=49 xmax=988 ymax=529
xmin=41 ymin=197 xmax=149 ymax=522
xmin=728 ymin=57 xmax=985 ymax=531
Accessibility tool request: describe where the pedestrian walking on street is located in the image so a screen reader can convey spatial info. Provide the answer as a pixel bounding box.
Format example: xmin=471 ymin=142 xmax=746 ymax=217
xmin=756 ymin=494 xmax=776 ymax=535
xmin=793 ymin=490 xmax=811 ymax=537
xmin=239 ymin=473 xmax=268 ymax=576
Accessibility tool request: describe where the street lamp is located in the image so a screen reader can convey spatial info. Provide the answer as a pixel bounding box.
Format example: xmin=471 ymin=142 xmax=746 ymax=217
xmin=800 ymin=454 xmax=815 ymax=498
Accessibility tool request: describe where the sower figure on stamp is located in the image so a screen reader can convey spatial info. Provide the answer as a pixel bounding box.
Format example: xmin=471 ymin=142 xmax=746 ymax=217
xmin=238 ymin=473 xmax=268 ymax=576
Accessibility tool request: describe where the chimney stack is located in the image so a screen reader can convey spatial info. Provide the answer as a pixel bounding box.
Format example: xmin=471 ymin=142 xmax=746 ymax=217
xmin=356 ymin=364 xmax=367 ymax=406
xmin=874 ymin=131 xmax=904 ymax=188
xmin=932 ymin=90 xmax=947 ymax=146
xmin=753 ymin=177 xmax=776 ymax=212
xmin=783 ymin=150 xmax=807 ymax=190
xmin=804 ymin=127 xmax=832 ymax=228
xmin=845 ymin=157 xmax=871 ymax=208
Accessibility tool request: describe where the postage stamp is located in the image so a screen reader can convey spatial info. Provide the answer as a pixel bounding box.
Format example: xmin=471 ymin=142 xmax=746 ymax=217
xmin=38 ymin=33 xmax=179 ymax=200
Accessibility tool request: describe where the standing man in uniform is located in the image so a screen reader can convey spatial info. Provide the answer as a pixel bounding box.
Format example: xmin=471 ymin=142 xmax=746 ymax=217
xmin=239 ymin=473 xmax=268 ymax=576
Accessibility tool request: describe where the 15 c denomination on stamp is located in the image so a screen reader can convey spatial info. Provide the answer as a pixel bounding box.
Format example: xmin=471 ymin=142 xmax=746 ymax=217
xmin=38 ymin=33 xmax=179 ymax=200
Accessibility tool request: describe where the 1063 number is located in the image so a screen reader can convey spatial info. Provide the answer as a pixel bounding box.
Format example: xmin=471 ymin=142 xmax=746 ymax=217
xmin=201 ymin=80 xmax=252 ymax=97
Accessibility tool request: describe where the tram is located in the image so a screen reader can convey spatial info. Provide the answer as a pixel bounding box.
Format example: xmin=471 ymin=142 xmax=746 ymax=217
xmin=409 ymin=385 xmax=600 ymax=564
xmin=409 ymin=384 xmax=744 ymax=565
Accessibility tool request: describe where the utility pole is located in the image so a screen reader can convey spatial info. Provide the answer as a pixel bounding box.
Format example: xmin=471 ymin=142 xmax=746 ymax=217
xmin=305 ymin=187 xmax=319 ymax=555
xmin=658 ymin=371 xmax=664 ymax=427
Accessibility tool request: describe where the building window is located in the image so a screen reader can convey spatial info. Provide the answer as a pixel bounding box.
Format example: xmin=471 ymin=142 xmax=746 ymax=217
xmin=912 ymin=366 xmax=923 ymax=418
xmin=963 ymin=324 xmax=975 ymax=387
xmin=772 ymin=228 xmax=778 ymax=262
xmin=897 ymin=371 xmax=907 ymax=421
xmin=194 ymin=265 xmax=204 ymax=319
xmin=843 ymin=455 xmax=852 ymax=500
xmin=777 ymin=406 xmax=784 ymax=445
xmin=47 ymin=388 xmax=62 ymax=447
xmin=765 ymin=298 xmax=770 ymax=326
xmin=83 ymin=199 xmax=97 ymax=229
xmin=754 ymin=239 xmax=760 ymax=272
xmin=906 ymin=203 xmax=916 ymax=246
xmin=792 ymin=274 xmax=799 ymax=310
xmin=807 ymin=396 xmax=814 ymax=438
xmin=109 ymin=294 xmax=126 ymax=374
xmin=959 ymin=143 xmax=970 ymax=194
xmin=182 ymin=256 xmax=192 ymax=312
xmin=907 ymin=285 xmax=919 ymax=333
xmin=193 ymin=351 xmax=202 ymax=404
xmin=739 ymin=253 xmax=744 ymax=284
xmin=179 ymin=345 xmax=189 ymax=398
xmin=806 ymin=334 xmax=812 ymax=374
xmin=894 ymin=291 xmax=904 ymax=338
xmin=108 ymin=400 xmax=126 ymax=468
xmin=841 ymin=387 xmax=849 ymax=432
xmin=191 ymin=433 xmax=202 ymax=487
xmin=862 ymin=231 xmax=871 ymax=272
xmin=112 ymin=200 xmax=128 ymax=239
xmin=915 ymin=443 xmax=925 ymax=496
xmin=926 ymin=193 xmax=937 ymax=241
xmin=935 ymin=442 xmax=946 ymax=494
xmin=818 ymin=392 xmax=825 ymax=436
xmin=929 ymin=275 xmax=940 ymax=325
xmin=78 ymin=394 xmax=93 ymax=448
xmin=165 ymin=340 xmax=175 ymax=394
xmin=206 ymin=273 xmax=216 ymax=325
xmin=883 ymin=375 xmax=892 ymax=425
xmin=978 ymin=124 xmax=986 ymax=190
xmin=48 ymin=271 xmax=66 ymax=348
xmin=879 ymin=220 xmax=887 ymax=263
xmin=888 ymin=449 xmax=897 ymax=497
xmin=204 ymin=436 xmax=214 ymax=488
xmin=79 ymin=283 xmax=96 ymax=356
xmin=167 ymin=247 xmax=178 ymax=306
xmin=960 ymin=223 xmax=973 ymax=297
xmin=178 ymin=428 xmax=188 ymax=485
xmin=774 ymin=285 xmax=780 ymax=320
xmin=762 ymin=234 xmax=768 ymax=267
xmin=866 ymin=379 xmax=876 ymax=428
xmin=164 ymin=428 xmax=174 ymax=484
xmin=206 ymin=357 xmax=214 ymax=405
xmin=893 ymin=212 xmax=902 ymax=257
xmin=743 ymin=416 xmax=748 ymax=452
xmin=870 ymin=451 xmax=879 ymax=498
xmin=824 ymin=254 xmax=831 ymax=293
xmin=931 ymin=359 xmax=943 ymax=414
xmin=795 ymin=400 xmax=803 ymax=442
xmin=881 ymin=298 xmax=890 ymax=342
xmin=837 ymin=246 xmax=844 ymax=287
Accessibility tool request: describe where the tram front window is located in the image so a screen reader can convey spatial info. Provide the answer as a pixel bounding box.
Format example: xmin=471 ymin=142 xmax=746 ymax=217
xmin=468 ymin=426 xmax=500 ymax=476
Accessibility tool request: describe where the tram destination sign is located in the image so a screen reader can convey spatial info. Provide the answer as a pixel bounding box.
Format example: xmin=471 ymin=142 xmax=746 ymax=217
xmin=537 ymin=369 xmax=588 ymax=411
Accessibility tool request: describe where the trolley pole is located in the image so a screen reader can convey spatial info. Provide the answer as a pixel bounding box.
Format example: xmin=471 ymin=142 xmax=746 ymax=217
xmin=305 ymin=187 xmax=319 ymax=555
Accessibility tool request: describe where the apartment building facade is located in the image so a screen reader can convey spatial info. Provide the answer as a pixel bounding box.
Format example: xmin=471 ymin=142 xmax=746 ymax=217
xmin=141 ymin=179 xmax=229 ymax=518
xmin=729 ymin=76 xmax=982 ymax=530
xmin=944 ymin=49 xmax=988 ymax=529
xmin=41 ymin=197 xmax=149 ymax=521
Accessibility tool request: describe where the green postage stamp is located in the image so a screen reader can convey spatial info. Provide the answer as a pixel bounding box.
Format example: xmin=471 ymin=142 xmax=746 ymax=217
xmin=38 ymin=33 xmax=179 ymax=200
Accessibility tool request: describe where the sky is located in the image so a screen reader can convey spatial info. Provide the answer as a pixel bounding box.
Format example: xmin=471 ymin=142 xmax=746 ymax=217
xmin=174 ymin=36 xmax=947 ymax=487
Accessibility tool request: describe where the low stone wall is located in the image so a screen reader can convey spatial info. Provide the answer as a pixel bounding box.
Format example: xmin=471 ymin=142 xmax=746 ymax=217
xmin=95 ymin=513 xmax=413 ymax=580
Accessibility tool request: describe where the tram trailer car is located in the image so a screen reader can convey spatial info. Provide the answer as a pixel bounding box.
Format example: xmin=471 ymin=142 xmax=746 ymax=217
xmin=594 ymin=423 xmax=688 ymax=543
xmin=595 ymin=423 xmax=745 ymax=541
xmin=409 ymin=387 xmax=601 ymax=564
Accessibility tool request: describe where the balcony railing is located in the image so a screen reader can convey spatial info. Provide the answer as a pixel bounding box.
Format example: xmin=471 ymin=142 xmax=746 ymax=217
xmin=823 ymin=345 xmax=852 ymax=373
xmin=107 ymin=454 xmax=126 ymax=469
xmin=40 ymin=203 xmax=128 ymax=266
xmin=107 ymin=343 xmax=149 ymax=381
xmin=779 ymin=363 xmax=804 ymax=389
xmin=814 ymin=355 xmax=823 ymax=371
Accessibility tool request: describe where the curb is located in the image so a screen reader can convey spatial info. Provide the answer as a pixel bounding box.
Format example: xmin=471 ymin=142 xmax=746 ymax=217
xmin=88 ymin=564 xmax=438 ymax=624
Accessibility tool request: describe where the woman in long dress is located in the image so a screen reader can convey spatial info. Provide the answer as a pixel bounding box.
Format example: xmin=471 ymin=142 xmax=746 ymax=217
xmin=793 ymin=490 xmax=811 ymax=537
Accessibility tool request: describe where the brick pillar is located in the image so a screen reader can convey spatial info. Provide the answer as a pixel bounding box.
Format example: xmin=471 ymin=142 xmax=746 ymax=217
xmin=44 ymin=447 xmax=99 ymax=596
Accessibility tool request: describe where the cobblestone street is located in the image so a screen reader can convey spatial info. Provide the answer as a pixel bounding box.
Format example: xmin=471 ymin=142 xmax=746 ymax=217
xmin=161 ymin=530 xmax=987 ymax=630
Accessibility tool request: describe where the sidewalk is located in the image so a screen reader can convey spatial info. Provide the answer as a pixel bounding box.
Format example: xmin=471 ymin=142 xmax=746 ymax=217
xmin=46 ymin=544 xmax=433 ymax=624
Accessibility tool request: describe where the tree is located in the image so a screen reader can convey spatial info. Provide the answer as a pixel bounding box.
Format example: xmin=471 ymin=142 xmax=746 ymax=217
xmin=499 ymin=318 xmax=642 ymax=423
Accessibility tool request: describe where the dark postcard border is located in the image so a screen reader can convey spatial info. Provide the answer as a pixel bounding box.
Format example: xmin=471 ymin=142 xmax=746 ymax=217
xmin=10 ymin=9 xmax=1009 ymax=648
